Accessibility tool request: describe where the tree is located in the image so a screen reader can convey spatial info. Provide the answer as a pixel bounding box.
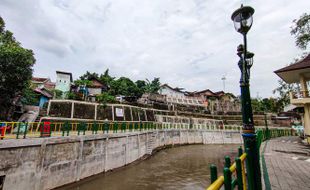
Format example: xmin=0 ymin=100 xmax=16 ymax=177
xmin=109 ymin=77 xmax=140 ymax=97
xmin=79 ymin=71 xmax=99 ymax=80
xmin=99 ymin=69 xmax=114 ymax=87
xmin=20 ymin=87 xmax=40 ymax=106
xmin=291 ymin=13 xmax=310 ymax=50
xmin=144 ymin=78 xmax=161 ymax=93
xmin=96 ymin=92 xmax=116 ymax=106
xmin=74 ymin=79 xmax=93 ymax=86
xmin=0 ymin=16 xmax=35 ymax=120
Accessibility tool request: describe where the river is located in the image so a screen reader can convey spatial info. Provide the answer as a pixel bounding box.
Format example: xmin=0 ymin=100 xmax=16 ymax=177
xmin=58 ymin=144 xmax=241 ymax=190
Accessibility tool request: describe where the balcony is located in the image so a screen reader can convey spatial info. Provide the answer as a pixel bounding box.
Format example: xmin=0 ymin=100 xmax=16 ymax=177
xmin=290 ymin=90 xmax=310 ymax=105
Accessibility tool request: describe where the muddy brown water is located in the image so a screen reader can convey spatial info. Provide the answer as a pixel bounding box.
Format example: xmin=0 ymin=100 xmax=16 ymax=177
xmin=58 ymin=144 xmax=241 ymax=190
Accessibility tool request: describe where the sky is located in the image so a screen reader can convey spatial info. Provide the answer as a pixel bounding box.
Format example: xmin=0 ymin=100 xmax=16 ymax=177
xmin=0 ymin=0 xmax=309 ymax=98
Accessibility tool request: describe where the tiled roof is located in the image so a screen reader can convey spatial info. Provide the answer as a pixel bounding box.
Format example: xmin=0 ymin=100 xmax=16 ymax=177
xmin=34 ymin=88 xmax=53 ymax=98
xmin=274 ymin=54 xmax=310 ymax=73
xmin=89 ymin=78 xmax=105 ymax=88
xmin=32 ymin=77 xmax=49 ymax=83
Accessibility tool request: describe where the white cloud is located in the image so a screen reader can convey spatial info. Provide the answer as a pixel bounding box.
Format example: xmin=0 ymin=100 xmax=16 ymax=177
xmin=0 ymin=0 xmax=309 ymax=97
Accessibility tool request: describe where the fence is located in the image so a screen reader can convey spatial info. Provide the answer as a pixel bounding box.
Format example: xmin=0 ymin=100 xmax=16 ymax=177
xmin=206 ymin=128 xmax=294 ymax=190
xmin=0 ymin=120 xmax=243 ymax=140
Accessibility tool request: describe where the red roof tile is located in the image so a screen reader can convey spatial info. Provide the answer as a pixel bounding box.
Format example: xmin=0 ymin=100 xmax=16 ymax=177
xmin=32 ymin=77 xmax=49 ymax=83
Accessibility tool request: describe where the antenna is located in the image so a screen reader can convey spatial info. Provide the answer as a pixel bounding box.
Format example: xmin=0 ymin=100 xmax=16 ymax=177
xmin=221 ymin=75 xmax=226 ymax=92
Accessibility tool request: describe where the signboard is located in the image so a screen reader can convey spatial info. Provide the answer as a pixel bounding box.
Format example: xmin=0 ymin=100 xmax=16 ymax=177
xmin=115 ymin=108 xmax=124 ymax=117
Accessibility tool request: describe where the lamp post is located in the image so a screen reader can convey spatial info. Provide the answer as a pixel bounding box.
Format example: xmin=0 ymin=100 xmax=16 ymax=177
xmin=231 ymin=4 xmax=262 ymax=190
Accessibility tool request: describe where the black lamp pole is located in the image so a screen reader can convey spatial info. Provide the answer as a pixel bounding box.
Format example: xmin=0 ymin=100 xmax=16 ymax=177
xmin=231 ymin=4 xmax=262 ymax=190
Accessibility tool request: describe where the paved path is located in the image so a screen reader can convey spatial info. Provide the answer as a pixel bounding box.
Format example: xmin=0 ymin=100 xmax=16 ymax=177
xmin=262 ymin=136 xmax=310 ymax=190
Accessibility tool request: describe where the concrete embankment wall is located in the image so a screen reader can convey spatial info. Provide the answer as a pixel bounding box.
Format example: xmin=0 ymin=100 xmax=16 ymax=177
xmin=0 ymin=129 xmax=242 ymax=190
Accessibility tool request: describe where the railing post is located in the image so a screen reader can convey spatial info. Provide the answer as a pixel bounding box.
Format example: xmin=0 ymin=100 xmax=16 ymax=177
xmin=238 ymin=146 xmax=243 ymax=157
xmin=245 ymin=147 xmax=257 ymax=190
xmin=16 ymin=123 xmax=21 ymax=139
xmin=23 ymin=123 xmax=28 ymax=139
xmin=224 ymin=167 xmax=232 ymax=190
xmin=225 ymin=156 xmax=231 ymax=168
xmin=210 ymin=164 xmax=218 ymax=184
xmin=236 ymin=157 xmax=243 ymax=190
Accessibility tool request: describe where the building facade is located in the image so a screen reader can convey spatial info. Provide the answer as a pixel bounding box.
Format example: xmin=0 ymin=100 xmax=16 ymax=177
xmin=55 ymin=71 xmax=73 ymax=98
xmin=275 ymin=54 xmax=310 ymax=144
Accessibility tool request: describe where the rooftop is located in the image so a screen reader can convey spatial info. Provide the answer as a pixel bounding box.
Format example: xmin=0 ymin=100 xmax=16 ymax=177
xmin=274 ymin=54 xmax=310 ymax=83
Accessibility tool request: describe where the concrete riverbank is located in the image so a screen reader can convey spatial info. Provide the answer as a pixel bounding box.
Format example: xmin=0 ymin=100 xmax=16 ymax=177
xmin=0 ymin=129 xmax=242 ymax=190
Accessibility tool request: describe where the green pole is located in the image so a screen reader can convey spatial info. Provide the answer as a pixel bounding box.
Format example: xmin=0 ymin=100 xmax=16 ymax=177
xmin=238 ymin=146 xmax=243 ymax=157
xmin=23 ymin=123 xmax=28 ymax=139
xmin=16 ymin=123 xmax=21 ymax=139
xmin=237 ymin=38 xmax=262 ymax=189
xmin=103 ymin=122 xmax=109 ymax=134
xmin=236 ymin=157 xmax=243 ymax=190
xmin=224 ymin=167 xmax=232 ymax=190
xmin=210 ymin=164 xmax=218 ymax=184
xmin=225 ymin=156 xmax=231 ymax=168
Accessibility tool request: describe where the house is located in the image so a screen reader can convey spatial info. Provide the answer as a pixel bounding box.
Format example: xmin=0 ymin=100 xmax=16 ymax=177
xmin=159 ymin=84 xmax=186 ymax=98
xmin=158 ymin=84 xmax=205 ymax=111
xmin=31 ymin=77 xmax=55 ymax=90
xmin=274 ymin=53 xmax=310 ymax=144
xmin=31 ymin=77 xmax=55 ymax=108
xmin=87 ymin=77 xmax=107 ymax=102
xmin=55 ymin=71 xmax=73 ymax=98
xmin=191 ymin=89 xmax=240 ymax=114
xmin=33 ymin=88 xmax=53 ymax=108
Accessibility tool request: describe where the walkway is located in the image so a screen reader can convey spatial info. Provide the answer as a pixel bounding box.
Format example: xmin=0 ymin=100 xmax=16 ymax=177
xmin=262 ymin=136 xmax=310 ymax=190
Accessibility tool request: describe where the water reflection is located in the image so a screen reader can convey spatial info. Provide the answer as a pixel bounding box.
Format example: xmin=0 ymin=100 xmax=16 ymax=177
xmin=59 ymin=144 xmax=240 ymax=190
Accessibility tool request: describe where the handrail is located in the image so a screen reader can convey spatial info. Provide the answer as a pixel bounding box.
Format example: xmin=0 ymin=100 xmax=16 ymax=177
xmin=207 ymin=151 xmax=247 ymax=190
xmin=0 ymin=120 xmax=245 ymax=140
xmin=206 ymin=128 xmax=294 ymax=190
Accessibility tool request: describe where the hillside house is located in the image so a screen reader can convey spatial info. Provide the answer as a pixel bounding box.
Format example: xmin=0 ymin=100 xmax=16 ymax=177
xmin=55 ymin=71 xmax=73 ymax=98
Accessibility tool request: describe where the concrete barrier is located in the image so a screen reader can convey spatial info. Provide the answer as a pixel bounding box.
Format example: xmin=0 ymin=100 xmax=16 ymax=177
xmin=0 ymin=129 xmax=242 ymax=190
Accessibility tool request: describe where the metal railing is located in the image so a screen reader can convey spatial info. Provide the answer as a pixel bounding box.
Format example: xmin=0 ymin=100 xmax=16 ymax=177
xmin=290 ymin=90 xmax=310 ymax=99
xmin=206 ymin=128 xmax=294 ymax=190
xmin=0 ymin=121 xmax=243 ymax=140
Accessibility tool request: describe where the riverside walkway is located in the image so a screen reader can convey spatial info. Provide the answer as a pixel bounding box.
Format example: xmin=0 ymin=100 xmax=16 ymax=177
xmin=261 ymin=136 xmax=310 ymax=190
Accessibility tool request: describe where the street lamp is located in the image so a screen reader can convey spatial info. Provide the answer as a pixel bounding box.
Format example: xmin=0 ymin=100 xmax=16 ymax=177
xmin=232 ymin=4 xmax=262 ymax=190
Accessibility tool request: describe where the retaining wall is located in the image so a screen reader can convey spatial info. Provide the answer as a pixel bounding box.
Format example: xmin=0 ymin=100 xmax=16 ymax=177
xmin=0 ymin=129 xmax=242 ymax=190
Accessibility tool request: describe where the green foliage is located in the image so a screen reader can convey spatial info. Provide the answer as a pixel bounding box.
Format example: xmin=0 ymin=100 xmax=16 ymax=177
xmin=79 ymin=71 xmax=99 ymax=80
xmin=21 ymin=87 xmax=40 ymax=105
xmin=96 ymin=92 xmax=116 ymax=106
xmin=52 ymin=89 xmax=63 ymax=99
xmin=0 ymin=16 xmax=35 ymax=120
xmin=291 ymin=13 xmax=310 ymax=49
xmin=273 ymin=79 xmax=299 ymax=111
xmin=110 ymin=77 xmax=140 ymax=96
xmin=144 ymin=78 xmax=161 ymax=93
xmin=74 ymin=79 xmax=93 ymax=86
xmin=75 ymin=69 xmax=161 ymax=101
xmin=251 ymin=97 xmax=281 ymax=113
xmin=66 ymin=91 xmax=80 ymax=100
xmin=99 ymin=69 xmax=114 ymax=87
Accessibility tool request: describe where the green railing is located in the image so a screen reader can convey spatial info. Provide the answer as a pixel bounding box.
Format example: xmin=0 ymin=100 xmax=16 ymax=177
xmin=0 ymin=121 xmax=242 ymax=140
xmin=206 ymin=128 xmax=294 ymax=190
xmin=0 ymin=121 xmax=159 ymax=139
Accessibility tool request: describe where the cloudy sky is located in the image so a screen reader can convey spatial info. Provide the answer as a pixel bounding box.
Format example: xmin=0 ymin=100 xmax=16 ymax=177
xmin=0 ymin=0 xmax=309 ymax=97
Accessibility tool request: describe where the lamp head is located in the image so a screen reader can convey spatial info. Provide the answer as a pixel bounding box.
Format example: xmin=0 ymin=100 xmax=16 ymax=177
xmin=231 ymin=4 xmax=255 ymax=34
